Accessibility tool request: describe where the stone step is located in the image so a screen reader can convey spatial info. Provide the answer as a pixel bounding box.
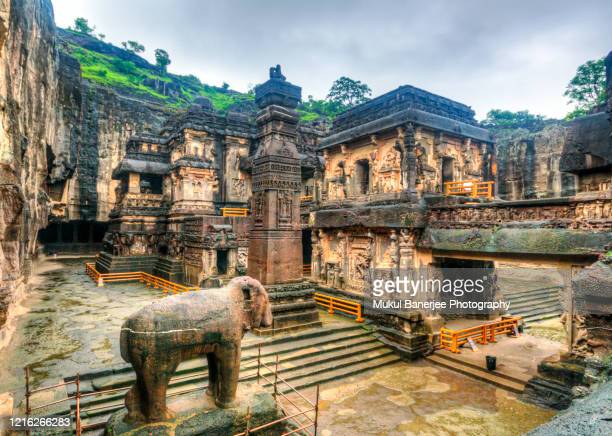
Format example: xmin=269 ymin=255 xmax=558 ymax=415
xmin=502 ymin=286 xmax=561 ymax=300
xmin=271 ymin=300 xmax=317 ymax=314
xmin=276 ymin=354 xmax=401 ymax=393
xmin=82 ymin=327 xmax=371 ymax=392
xmin=504 ymin=294 xmax=560 ymax=309
xmin=522 ymin=311 xmax=563 ymax=325
xmin=510 ymin=298 xmax=561 ymax=312
xmin=513 ymin=305 xmax=562 ymax=319
xmin=429 ymin=350 xmax=531 ymax=385
xmin=69 ymin=329 xmax=395 ymax=430
xmin=425 ymin=354 xmax=526 ymax=394
xmin=78 ymin=349 xmax=401 ymax=430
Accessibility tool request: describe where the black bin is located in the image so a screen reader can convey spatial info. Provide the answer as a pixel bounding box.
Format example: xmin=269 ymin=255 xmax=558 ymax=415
xmin=486 ymin=355 xmax=497 ymax=371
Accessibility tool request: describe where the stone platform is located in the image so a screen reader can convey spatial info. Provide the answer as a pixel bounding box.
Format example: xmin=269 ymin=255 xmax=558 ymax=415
xmin=95 ymin=251 xmax=158 ymax=274
xmin=105 ymin=384 xmax=282 ymax=435
xmin=153 ymin=257 xmax=185 ymax=283
xmin=253 ymin=282 xmax=322 ymax=335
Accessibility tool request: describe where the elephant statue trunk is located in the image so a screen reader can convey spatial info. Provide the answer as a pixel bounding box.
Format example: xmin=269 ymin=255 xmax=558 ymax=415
xmin=120 ymin=276 xmax=273 ymax=423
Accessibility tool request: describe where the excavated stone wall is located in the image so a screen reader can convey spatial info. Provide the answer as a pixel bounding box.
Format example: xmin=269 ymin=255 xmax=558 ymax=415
xmin=0 ymin=0 xmax=173 ymax=335
xmin=0 ymin=0 xmax=59 ymax=335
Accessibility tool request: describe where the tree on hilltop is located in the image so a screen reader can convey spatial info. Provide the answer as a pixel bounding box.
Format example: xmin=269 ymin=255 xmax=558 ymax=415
xmin=71 ymin=17 xmax=95 ymax=36
xmin=327 ymin=76 xmax=372 ymax=107
xmin=154 ymin=49 xmax=171 ymax=74
xmin=564 ymin=57 xmax=606 ymax=120
xmin=121 ymin=40 xmax=145 ymax=54
xmin=482 ymin=109 xmax=546 ymax=130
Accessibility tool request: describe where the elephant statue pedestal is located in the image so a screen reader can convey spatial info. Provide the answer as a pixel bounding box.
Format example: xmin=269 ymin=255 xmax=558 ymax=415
xmin=105 ymin=383 xmax=283 ymax=435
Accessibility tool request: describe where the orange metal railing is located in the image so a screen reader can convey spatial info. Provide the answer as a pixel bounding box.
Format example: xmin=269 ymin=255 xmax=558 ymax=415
xmin=85 ymin=263 xmax=198 ymax=295
xmin=439 ymin=317 xmax=521 ymax=354
xmin=314 ymin=292 xmax=364 ymax=323
xmin=300 ymin=195 xmax=313 ymax=203
xmin=444 ymin=180 xmax=494 ymax=199
xmin=221 ymin=207 xmax=249 ymax=217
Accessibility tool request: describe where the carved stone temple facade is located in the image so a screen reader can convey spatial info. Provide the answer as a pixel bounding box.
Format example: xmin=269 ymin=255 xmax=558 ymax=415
xmin=95 ymin=68 xmax=324 ymax=288
xmin=95 ymin=63 xmax=611 ymax=358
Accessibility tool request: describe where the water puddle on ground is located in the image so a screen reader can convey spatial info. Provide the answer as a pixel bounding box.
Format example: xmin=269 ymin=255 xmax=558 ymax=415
xmin=0 ymin=258 xmax=165 ymax=399
xmin=315 ymin=362 xmax=556 ymax=435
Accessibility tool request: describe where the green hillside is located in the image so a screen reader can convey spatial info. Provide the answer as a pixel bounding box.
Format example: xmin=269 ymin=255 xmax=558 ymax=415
xmin=58 ymin=28 xmax=330 ymax=121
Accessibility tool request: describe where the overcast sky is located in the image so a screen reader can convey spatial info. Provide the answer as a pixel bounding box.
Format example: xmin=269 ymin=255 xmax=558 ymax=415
xmin=52 ymin=0 xmax=612 ymax=120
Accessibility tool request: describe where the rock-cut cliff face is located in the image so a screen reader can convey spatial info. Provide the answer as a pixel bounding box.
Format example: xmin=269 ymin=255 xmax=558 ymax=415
xmin=0 ymin=0 xmax=172 ymax=337
xmin=0 ymin=0 xmax=58 ymax=335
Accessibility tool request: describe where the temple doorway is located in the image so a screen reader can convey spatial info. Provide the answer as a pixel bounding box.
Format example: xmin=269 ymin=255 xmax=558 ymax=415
xmin=216 ymin=249 xmax=229 ymax=275
xmin=442 ymin=157 xmax=454 ymax=187
xmin=302 ymin=229 xmax=312 ymax=266
xmin=354 ymin=159 xmax=370 ymax=194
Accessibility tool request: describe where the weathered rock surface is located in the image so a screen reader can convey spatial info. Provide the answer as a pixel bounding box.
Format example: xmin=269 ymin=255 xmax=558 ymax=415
xmin=526 ymin=380 xmax=612 ymax=435
xmin=0 ymin=0 xmax=175 ymax=334
xmin=0 ymin=0 xmax=58 ymax=334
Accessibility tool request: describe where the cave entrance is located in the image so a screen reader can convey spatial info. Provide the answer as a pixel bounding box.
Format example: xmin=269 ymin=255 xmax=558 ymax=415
xmin=216 ymin=249 xmax=229 ymax=275
xmin=38 ymin=221 xmax=108 ymax=254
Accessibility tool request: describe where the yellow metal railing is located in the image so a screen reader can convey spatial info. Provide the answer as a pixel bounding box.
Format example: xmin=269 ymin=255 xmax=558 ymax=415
xmin=221 ymin=207 xmax=249 ymax=217
xmin=440 ymin=317 xmax=521 ymax=354
xmin=314 ymin=292 xmax=364 ymax=323
xmin=85 ymin=263 xmax=198 ymax=295
xmin=444 ymin=180 xmax=494 ymax=199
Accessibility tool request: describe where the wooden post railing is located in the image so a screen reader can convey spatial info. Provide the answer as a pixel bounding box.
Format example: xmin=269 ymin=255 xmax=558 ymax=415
xmin=84 ymin=263 xmax=198 ymax=294
xmin=440 ymin=317 xmax=521 ymax=353
xmin=221 ymin=207 xmax=249 ymax=217
xmin=314 ymin=293 xmax=364 ymax=322
xmin=444 ymin=180 xmax=494 ymax=199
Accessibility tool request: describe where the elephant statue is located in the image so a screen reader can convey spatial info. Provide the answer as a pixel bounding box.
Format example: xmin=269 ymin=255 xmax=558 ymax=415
xmin=119 ymin=276 xmax=273 ymax=423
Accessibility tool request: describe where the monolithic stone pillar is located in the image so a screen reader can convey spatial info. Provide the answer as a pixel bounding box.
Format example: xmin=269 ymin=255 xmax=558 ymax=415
xmin=248 ymin=66 xmax=303 ymax=285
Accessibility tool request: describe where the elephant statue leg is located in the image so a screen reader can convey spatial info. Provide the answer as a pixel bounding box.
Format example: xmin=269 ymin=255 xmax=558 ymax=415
xmin=141 ymin=354 xmax=180 ymax=421
xmin=215 ymin=343 xmax=241 ymax=408
xmin=125 ymin=374 xmax=146 ymax=423
xmin=206 ymin=352 xmax=219 ymax=398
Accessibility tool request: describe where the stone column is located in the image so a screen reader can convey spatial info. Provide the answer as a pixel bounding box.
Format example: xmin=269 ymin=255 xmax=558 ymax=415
xmin=247 ymin=65 xmax=303 ymax=285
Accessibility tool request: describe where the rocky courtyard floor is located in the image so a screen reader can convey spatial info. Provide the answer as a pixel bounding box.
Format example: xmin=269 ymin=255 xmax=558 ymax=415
xmin=0 ymin=258 xmax=561 ymax=435
xmin=298 ymin=361 xmax=557 ymax=436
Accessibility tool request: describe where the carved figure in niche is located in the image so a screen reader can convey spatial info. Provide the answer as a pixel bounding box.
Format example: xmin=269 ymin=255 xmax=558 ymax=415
xmin=252 ymin=192 xmax=264 ymax=218
xmin=394 ymin=124 xmax=416 ymax=191
xmin=415 ymin=142 xmax=427 ymax=180
xmin=389 ymin=230 xmax=399 ymax=268
xmin=335 ymin=231 xmax=346 ymax=260
xmin=330 ymin=161 xmax=348 ymax=199
xmin=278 ymin=191 xmax=292 ymax=219
xmin=354 ymin=251 xmax=369 ymax=281
xmin=120 ymin=276 xmax=273 ymax=422
xmin=145 ymin=234 xmax=157 ymax=255
xmin=236 ymin=249 xmax=248 ymax=274
xmin=231 ymin=178 xmax=246 ymax=198
xmin=383 ymin=150 xmax=399 ymax=169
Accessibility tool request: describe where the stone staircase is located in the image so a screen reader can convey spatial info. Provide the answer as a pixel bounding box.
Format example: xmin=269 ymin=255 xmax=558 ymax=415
xmin=425 ymin=351 xmax=530 ymax=394
xmin=60 ymin=323 xmax=399 ymax=432
xmin=502 ymin=286 xmax=563 ymax=325
xmin=255 ymin=282 xmax=322 ymax=335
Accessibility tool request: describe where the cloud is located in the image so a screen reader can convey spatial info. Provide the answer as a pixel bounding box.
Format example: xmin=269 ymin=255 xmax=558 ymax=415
xmin=52 ymin=0 xmax=612 ymax=119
